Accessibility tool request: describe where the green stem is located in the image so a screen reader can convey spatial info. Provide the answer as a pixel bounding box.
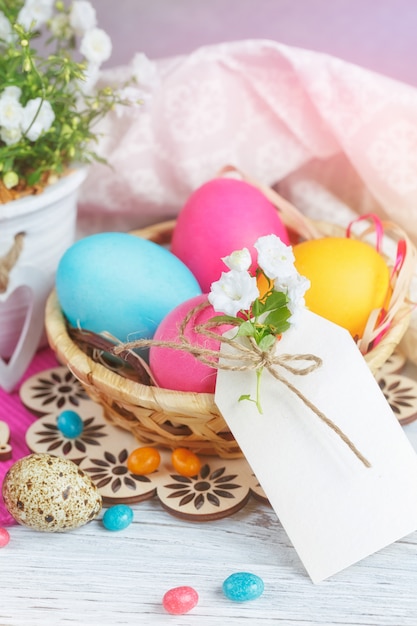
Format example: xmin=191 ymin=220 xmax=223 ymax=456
xmin=255 ymin=367 xmax=263 ymax=414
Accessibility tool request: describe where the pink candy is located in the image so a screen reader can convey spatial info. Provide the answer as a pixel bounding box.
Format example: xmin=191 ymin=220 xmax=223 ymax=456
xmin=162 ymin=586 xmax=199 ymax=615
xmin=0 ymin=528 xmax=10 ymax=547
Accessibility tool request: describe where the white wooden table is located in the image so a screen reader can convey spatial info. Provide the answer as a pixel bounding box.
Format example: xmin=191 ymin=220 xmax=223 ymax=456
xmin=2 ymin=414 xmax=417 ymax=626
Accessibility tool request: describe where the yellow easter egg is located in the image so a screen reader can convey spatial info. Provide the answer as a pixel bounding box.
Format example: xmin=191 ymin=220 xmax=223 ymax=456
xmin=293 ymin=237 xmax=391 ymax=339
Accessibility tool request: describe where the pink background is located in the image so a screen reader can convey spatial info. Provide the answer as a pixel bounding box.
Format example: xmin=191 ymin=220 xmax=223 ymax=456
xmin=94 ymin=0 xmax=417 ymax=87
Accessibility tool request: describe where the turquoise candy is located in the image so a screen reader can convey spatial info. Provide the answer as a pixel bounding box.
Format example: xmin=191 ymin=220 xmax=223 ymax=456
xmin=102 ymin=504 xmax=134 ymax=531
xmin=56 ymin=410 xmax=84 ymax=438
xmin=222 ymin=572 xmax=264 ymax=602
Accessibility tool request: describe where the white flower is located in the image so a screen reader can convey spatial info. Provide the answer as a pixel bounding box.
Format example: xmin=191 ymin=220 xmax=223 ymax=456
xmin=0 ymin=11 xmax=14 ymax=44
xmin=254 ymin=234 xmax=296 ymax=279
xmin=208 ymin=270 xmax=259 ymax=317
xmin=49 ymin=13 xmax=71 ymax=39
xmin=17 ymin=0 xmax=55 ymax=30
xmin=70 ymin=1 xmax=97 ymax=35
xmin=80 ymin=27 xmax=112 ymax=65
xmin=0 ymin=126 xmax=22 ymax=145
xmin=222 ymin=248 xmax=252 ymax=272
xmin=130 ymin=52 xmax=160 ymax=89
xmin=275 ymin=273 xmax=310 ymax=326
xmin=2 ymin=86 xmax=22 ymax=100
xmin=22 ymin=98 xmax=55 ymax=141
xmin=78 ymin=62 xmax=101 ymax=95
xmin=0 ymin=95 xmax=24 ymax=130
xmin=113 ymin=85 xmax=144 ymax=118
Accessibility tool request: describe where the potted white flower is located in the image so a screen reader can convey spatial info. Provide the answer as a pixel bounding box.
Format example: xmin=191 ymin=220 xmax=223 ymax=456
xmin=0 ymin=0 xmax=136 ymax=391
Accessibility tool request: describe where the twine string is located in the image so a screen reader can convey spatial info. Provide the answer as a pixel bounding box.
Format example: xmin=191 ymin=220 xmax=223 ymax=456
xmin=113 ymin=302 xmax=370 ymax=468
xmin=0 ymin=232 xmax=25 ymax=293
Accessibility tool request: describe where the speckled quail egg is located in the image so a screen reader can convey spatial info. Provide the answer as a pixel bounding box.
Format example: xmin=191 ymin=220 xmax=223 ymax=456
xmin=2 ymin=453 xmax=102 ymax=532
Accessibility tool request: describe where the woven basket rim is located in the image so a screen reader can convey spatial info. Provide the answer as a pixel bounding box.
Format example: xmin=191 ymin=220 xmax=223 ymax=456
xmin=46 ymin=289 xmax=219 ymax=413
xmin=46 ymin=216 xmax=411 ymax=409
xmin=45 ymin=202 xmax=415 ymax=459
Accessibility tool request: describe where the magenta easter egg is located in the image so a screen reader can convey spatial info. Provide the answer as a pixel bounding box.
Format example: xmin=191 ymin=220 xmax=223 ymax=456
xmin=171 ymin=177 xmax=289 ymax=292
xmin=149 ymin=294 xmax=232 ymax=394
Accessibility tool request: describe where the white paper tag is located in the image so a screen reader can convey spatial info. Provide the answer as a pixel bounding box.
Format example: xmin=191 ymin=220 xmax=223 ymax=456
xmin=215 ymin=309 xmax=417 ymax=583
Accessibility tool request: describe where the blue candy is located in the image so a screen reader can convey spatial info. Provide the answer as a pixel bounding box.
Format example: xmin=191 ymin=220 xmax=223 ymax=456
xmin=57 ymin=410 xmax=84 ymax=438
xmin=222 ymin=572 xmax=264 ymax=602
xmin=102 ymin=504 xmax=134 ymax=531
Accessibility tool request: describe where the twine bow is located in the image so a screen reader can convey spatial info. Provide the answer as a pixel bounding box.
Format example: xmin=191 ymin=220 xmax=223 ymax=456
xmin=113 ymin=302 xmax=371 ymax=468
xmin=0 ymin=232 xmax=25 ymax=293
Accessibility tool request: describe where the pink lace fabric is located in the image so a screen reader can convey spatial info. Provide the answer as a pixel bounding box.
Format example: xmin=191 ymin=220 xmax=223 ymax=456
xmin=78 ymin=40 xmax=417 ymax=359
xmin=79 ymin=40 xmax=417 ymax=241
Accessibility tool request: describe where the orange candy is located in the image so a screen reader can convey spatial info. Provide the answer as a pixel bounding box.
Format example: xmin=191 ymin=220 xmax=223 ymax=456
xmin=127 ymin=447 xmax=161 ymax=475
xmin=171 ymin=448 xmax=201 ymax=477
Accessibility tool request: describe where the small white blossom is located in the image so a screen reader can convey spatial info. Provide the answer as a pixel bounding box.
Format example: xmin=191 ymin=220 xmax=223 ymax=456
xmin=275 ymin=273 xmax=310 ymax=326
xmin=22 ymin=98 xmax=55 ymax=141
xmin=222 ymin=248 xmax=252 ymax=272
xmin=80 ymin=27 xmax=112 ymax=65
xmin=0 ymin=126 xmax=22 ymax=145
xmin=49 ymin=13 xmax=71 ymax=39
xmin=113 ymin=85 xmax=144 ymax=118
xmin=130 ymin=52 xmax=160 ymax=89
xmin=0 ymin=11 xmax=14 ymax=44
xmin=17 ymin=0 xmax=55 ymax=30
xmin=2 ymin=86 xmax=22 ymax=100
xmin=69 ymin=1 xmax=97 ymax=35
xmin=254 ymin=234 xmax=296 ymax=279
xmin=208 ymin=270 xmax=259 ymax=317
xmin=0 ymin=95 xmax=24 ymax=130
xmin=78 ymin=62 xmax=100 ymax=95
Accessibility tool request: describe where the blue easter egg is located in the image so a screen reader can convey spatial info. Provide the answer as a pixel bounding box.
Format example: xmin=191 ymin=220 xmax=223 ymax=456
xmin=222 ymin=572 xmax=264 ymax=602
xmin=102 ymin=504 xmax=134 ymax=531
xmin=57 ymin=410 xmax=84 ymax=438
xmin=56 ymin=232 xmax=202 ymax=342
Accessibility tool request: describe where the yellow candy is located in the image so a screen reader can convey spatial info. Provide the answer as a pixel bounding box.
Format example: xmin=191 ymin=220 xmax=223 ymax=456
xmin=293 ymin=237 xmax=391 ymax=339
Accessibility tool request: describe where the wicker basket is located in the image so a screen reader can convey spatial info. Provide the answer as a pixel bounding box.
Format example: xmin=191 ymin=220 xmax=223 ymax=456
xmin=45 ymin=181 xmax=415 ymax=459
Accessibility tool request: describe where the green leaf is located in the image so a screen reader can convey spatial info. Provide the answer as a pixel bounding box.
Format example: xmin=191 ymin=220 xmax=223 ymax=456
xmin=251 ymin=298 xmax=263 ymax=317
xmin=264 ymin=307 xmax=291 ymax=334
xmin=261 ymin=291 xmax=288 ymax=313
xmin=258 ymin=334 xmax=276 ymax=351
xmin=207 ymin=314 xmax=241 ymax=326
xmin=236 ymin=320 xmax=256 ymax=337
xmin=27 ymin=169 xmax=42 ymax=185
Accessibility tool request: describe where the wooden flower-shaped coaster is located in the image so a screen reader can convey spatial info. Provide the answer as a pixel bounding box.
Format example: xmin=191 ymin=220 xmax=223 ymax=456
xmin=376 ymin=352 xmax=417 ymax=425
xmin=20 ymin=367 xmax=90 ymax=416
xmin=21 ymin=355 xmax=417 ymax=519
xmin=21 ymin=366 xmax=268 ymax=521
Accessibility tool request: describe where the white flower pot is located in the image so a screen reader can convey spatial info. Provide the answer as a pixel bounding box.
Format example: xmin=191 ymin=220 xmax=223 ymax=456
xmin=0 ymin=168 xmax=87 ymax=392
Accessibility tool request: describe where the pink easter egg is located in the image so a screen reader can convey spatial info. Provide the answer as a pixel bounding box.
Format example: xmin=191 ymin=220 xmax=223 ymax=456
xmin=149 ymin=294 xmax=232 ymax=394
xmin=171 ymin=177 xmax=289 ymax=292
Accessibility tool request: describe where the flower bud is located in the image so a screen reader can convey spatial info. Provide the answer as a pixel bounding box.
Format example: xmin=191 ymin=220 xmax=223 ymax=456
xmin=61 ymin=124 xmax=72 ymax=137
xmin=3 ymin=171 xmax=19 ymax=189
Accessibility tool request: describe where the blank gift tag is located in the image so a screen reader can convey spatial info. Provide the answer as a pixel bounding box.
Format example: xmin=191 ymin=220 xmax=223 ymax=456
xmin=215 ymin=309 xmax=417 ymax=583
